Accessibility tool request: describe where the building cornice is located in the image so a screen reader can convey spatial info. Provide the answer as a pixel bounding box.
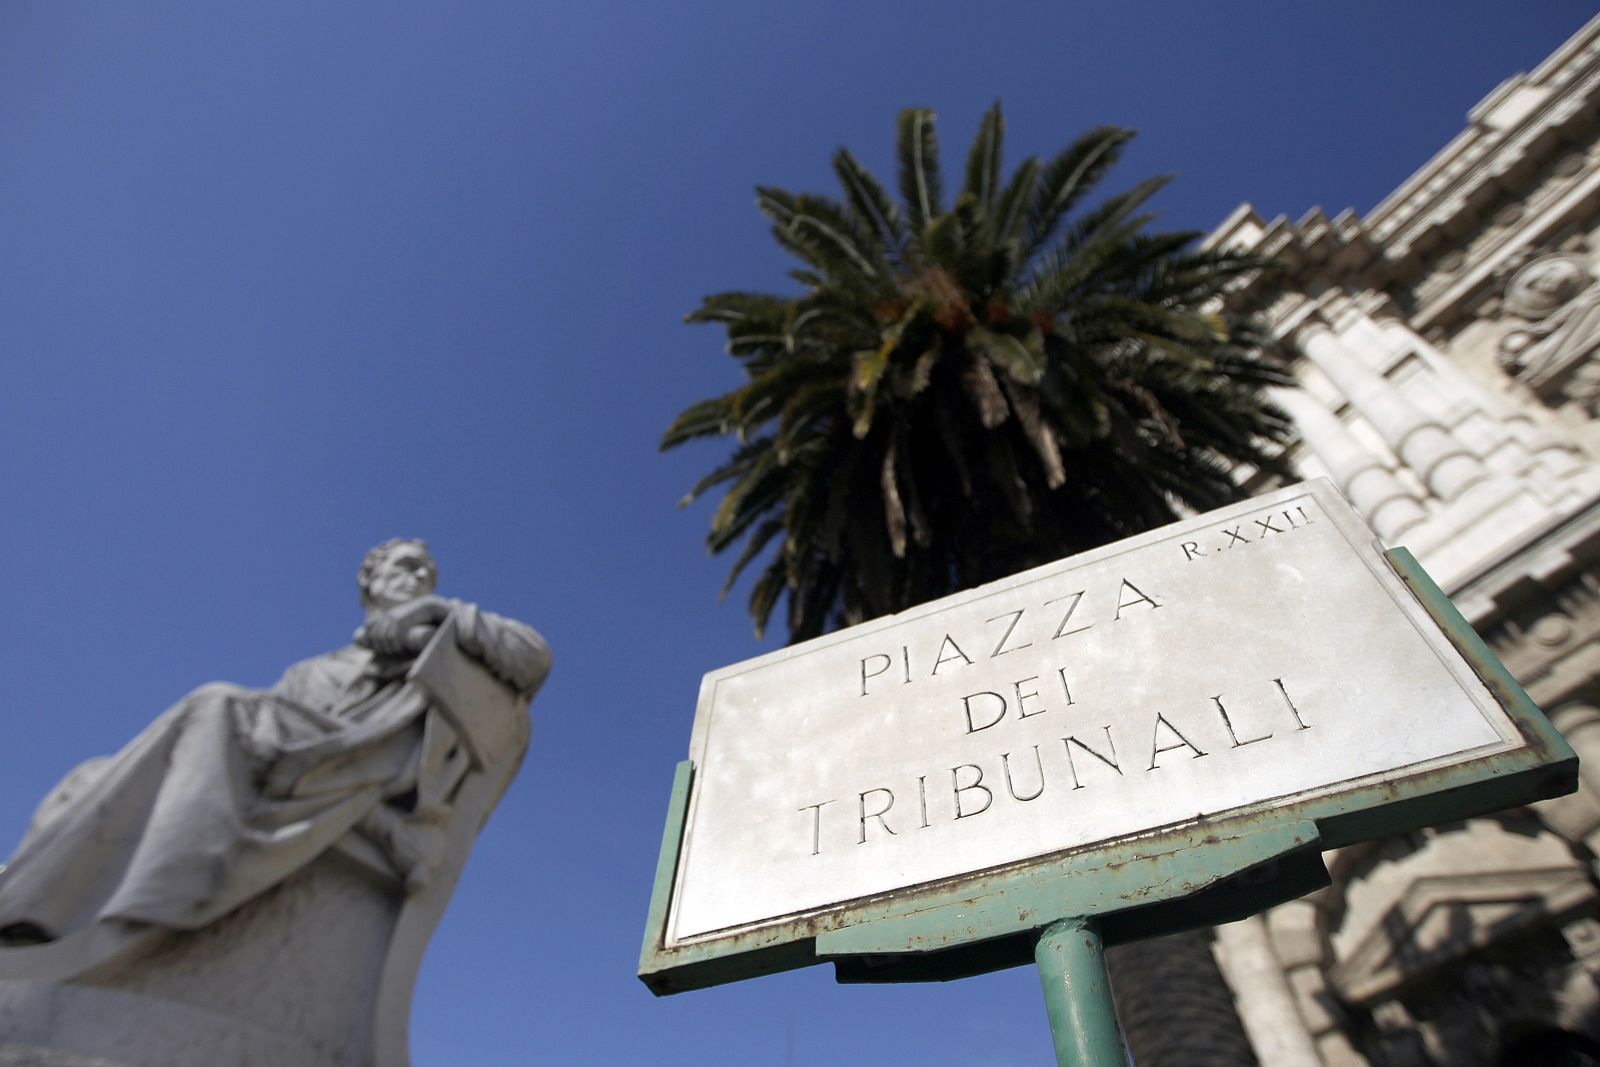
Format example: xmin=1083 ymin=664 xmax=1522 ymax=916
xmin=1211 ymin=13 xmax=1600 ymax=327
xmin=1369 ymin=13 xmax=1600 ymax=244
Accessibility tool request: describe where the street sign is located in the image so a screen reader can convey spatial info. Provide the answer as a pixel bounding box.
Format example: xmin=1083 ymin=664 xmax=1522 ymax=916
xmin=640 ymin=479 xmax=1576 ymax=1060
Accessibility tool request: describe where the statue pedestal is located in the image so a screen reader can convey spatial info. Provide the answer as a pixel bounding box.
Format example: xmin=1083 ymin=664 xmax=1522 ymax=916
xmin=0 ymin=981 xmax=322 ymax=1066
xmin=0 ymin=855 xmax=401 ymax=1067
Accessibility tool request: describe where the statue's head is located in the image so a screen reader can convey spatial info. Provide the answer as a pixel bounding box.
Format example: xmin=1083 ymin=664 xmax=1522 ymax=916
xmin=1505 ymin=254 xmax=1590 ymax=319
xmin=358 ymin=538 xmax=438 ymax=613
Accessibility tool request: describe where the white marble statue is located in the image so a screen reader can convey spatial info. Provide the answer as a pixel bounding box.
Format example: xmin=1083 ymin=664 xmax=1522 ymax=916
xmin=0 ymin=540 xmax=550 ymax=1067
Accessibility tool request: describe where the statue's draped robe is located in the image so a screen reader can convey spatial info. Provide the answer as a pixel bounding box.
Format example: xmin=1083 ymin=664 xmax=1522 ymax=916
xmin=0 ymin=604 xmax=547 ymax=938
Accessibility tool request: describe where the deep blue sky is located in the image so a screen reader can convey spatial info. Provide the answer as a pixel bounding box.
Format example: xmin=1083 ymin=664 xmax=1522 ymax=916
xmin=3 ymin=4 xmax=1595 ymax=1063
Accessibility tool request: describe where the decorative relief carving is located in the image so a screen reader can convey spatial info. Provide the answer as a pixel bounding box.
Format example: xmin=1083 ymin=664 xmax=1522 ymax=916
xmin=1480 ymin=567 xmax=1600 ymax=693
xmin=1496 ymin=253 xmax=1600 ymax=413
xmin=1529 ymin=613 xmax=1576 ymax=649
xmin=1504 ymin=254 xmax=1591 ymax=319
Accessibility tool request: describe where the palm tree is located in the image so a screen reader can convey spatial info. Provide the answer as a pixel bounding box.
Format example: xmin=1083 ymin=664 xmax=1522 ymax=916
xmin=664 ymin=105 xmax=1285 ymax=1066
xmin=663 ymin=103 xmax=1293 ymax=643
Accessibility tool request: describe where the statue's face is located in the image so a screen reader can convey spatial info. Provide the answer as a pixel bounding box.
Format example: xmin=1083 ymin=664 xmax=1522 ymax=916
xmin=366 ymin=543 xmax=437 ymax=611
xmin=1507 ymin=255 xmax=1588 ymax=318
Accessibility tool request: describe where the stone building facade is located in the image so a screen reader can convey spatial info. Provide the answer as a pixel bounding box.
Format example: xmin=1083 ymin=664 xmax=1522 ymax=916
xmin=1203 ymin=13 xmax=1600 ymax=1066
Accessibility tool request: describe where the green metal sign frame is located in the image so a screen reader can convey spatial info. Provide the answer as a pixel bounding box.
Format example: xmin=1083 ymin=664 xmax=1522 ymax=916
xmin=639 ymin=548 xmax=1577 ymax=1062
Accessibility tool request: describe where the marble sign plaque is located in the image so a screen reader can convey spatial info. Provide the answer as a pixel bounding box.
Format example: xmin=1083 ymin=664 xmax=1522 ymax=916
xmin=663 ymin=480 xmax=1525 ymax=948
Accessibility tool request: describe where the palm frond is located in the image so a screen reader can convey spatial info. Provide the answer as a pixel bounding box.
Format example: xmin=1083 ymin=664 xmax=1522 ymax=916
xmin=677 ymin=437 xmax=764 ymax=504
xmin=685 ymin=291 xmax=790 ymax=326
xmin=1024 ymin=126 xmax=1135 ymax=260
xmin=708 ymin=444 xmax=783 ymax=550
xmin=1047 ymin=174 xmax=1172 ymax=259
xmin=758 ymin=188 xmax=890 ymax=288
xmin=662 ymin=395 xmax=735 ymax=450
xmin=833 ymin=148 xmax=906 ymax=263
xmin=962 ymin=102 xmax=1005 ymax=215
xmin=746 ymin=560 xmax=787 ymax=639
xmin=896 ymin=108 xmax=943 ymax=251
xmin=993 ymin=157 xmax=1041 ymax=252
xmin=718 ymin=518 xmax=785 ymax=599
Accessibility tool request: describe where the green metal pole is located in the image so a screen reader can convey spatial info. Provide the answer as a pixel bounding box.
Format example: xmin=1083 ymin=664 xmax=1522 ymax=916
xmin=1035 ymin=917 xmax=1127 ymax=1066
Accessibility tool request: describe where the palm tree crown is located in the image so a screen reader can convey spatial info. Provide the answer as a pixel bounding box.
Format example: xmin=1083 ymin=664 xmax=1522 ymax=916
xmin=665 ymin=104 xmax=1293 ymax=641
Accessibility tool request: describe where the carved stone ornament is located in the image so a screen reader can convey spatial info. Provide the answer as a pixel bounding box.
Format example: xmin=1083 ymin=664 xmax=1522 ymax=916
xmin=1504 ymin=253 xmax=1590 ymax=319
xmin=1497 ymin=253 xmax=1600 ymax=413
xmin=0 ymin=540 xmax=551 ymax=1067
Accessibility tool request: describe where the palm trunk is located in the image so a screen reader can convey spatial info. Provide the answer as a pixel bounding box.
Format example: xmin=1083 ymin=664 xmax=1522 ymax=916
xmin=1105 ymin=927 xmax=1259 ymax=1067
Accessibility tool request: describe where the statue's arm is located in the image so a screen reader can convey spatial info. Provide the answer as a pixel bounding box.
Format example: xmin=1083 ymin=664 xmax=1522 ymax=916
xmin=354 ymin=594 xmax=551 ymax=696
xmin=450 ymin=601 xmax=552 ymax=698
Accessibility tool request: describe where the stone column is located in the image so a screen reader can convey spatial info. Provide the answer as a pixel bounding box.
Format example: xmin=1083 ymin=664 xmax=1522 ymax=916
xmin=1273 ymin=387 xmax=1428 ymax=539
xmin=1295 ymin=321 xmax=1490 ymax=501
xmin=1373 ymin=314 xmax=1585 ymax=477
xmin=1213 ymin=915 xmax=1323 ymax=1067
